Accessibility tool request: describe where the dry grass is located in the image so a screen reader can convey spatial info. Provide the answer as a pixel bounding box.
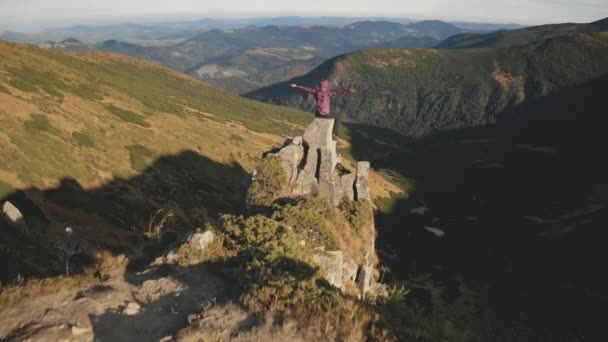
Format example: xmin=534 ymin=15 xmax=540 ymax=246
xmin=0 ymin=252 xmax=127 ymax=312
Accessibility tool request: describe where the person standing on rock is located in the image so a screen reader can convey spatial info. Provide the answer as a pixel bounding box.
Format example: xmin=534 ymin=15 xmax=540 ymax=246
xmin=290 ymin=80 xmax=356 ymax=141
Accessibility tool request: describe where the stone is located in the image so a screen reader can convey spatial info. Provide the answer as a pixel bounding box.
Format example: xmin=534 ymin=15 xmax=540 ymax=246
xmin=271 ymin=143 xmax=305 ymax=184
xmin=71 ymin=326 xmax=93 ymax=335
xmin=1 ymin=201 xmax=29 ymax=234
xmin=343 ymin=258 xmax=358 ymax=283
xmin=318 ymin=143 xmax=339 ymax=204
xmin=339 ymin=174 xmax=355 ymax=202
xmin=357 ymin=248 xmax=374 ymax=299
xmin=292 ymin=136 xmax=303 ymax=146
xmin=293 ymin=118 xmax=335 ymax=195
xmin=187 ymin=231 xmax=215 ymax=251
xmin=312 ymin=250 xmax=344 ymax=291
xmin=355 ymin=162 xmax=371 ymax=201
xmin=123 ymin=302 xmax=141 ymax=316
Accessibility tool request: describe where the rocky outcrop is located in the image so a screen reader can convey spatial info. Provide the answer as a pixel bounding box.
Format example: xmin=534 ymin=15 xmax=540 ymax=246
xmin=270 ymin=118 xmax=371 ymax=206
xmin=251 ymin=118 xmax=379 ymax=298
xmin=1 ymin=201 xmax=29 ymax=234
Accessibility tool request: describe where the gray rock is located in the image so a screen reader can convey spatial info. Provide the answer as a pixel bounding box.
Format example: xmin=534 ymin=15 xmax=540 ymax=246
xmin=339 ymin=174 xmax=356 ymax=202
xmin=71 ymin=326 xmax=93 ymax=335
xmin=357 ymin=248 xmax=374 ymax=299
xmin=123 ymin=302 xmax=141 ymax=316
xmin=271 ymin=143 xmax=305 ymax=184
xmin=187 ymin=230 xmax=215 ymax=251
xmin=355 ymin=162 xmax=371 ymax=201
xmin=1 ymin=201 xmax=29 ymax=234
xmin=343 ymin=258 xmax=358 ymax=283
xmin=293 ymin=118 xmax=333 ymax=194
xmin=312 ymin=250 xmax=344 ymax=290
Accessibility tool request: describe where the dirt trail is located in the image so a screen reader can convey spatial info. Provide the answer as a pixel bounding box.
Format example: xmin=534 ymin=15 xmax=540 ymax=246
xmin=0 ymin=260 xmax=224 ymax=342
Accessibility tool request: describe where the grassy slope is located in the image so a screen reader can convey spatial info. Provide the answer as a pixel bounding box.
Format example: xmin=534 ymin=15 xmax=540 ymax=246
xmin=247 ymin=33 xmax=608 ymax=137
xmin=0 ymin=41 xmax=400 ymax=282
xmin=0 ymin=41 xmax=314 ymax=277
xmin=0 ymin=40 xmax=312 ymax=190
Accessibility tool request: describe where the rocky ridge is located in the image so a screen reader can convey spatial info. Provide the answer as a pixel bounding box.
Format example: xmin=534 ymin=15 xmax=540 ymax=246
xmin=252 ymin=118 xmax=380 ymax=298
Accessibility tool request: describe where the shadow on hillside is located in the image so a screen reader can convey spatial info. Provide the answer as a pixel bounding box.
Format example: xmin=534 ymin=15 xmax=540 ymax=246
xmin=0 ymin=150 xmax=248 ymax=284
xmin=88 ymin=256 xmax=319 ymax=341
xmin=345 ymin=76 xmax=608 ymax=339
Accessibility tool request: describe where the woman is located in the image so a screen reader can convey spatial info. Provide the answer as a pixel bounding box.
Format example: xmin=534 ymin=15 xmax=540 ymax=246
xmin=290 ymin=80 xmax=356 ymax=140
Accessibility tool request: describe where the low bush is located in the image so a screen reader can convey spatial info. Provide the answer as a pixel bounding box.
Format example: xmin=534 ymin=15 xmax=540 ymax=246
xmin=125 ymin=144 xmax=155 ymax=172
xmin=106 ymin=105 xmax=150 ymax=128
xmin=339 ymin=199 xmax=373 ymax=234
xmin=247 ymin=157 xmax=286 ymax=207
xmin=271 ymin=197 xmax=339 ymax=249
xmin=221 ymin=214 xmax=324 ymax=311
xmin=9 ymin=79 xmax=37 ymax=92
xmin=72 ymin=131 xmax=95 ymax=147
xmin=23 ymin=113 xmax=60 ymax=135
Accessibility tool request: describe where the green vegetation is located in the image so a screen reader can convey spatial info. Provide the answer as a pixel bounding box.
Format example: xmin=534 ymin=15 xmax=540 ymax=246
xmin=106 ymin=105 xmax=150 ymax=128
xmin=125 ymin=144 xmax=155 ymax=171
xmin=0 ymin=180 xmax=14 ymax=198
xmin=72 ymin=131 xmax=95 ymax=147
xmin=248 ymin=33 xmax=608 ymax=138
xmin=247 ymin=157 xmax=286 ymax=206
xmin=339 ymin=199 xmax=372 ymax=234
xmin=39 ymin=49 xmax=310 ymax=136
xmin=272 ymin=197 xmax=339 ymax=249
xmin=7 ymin=66 xmax=101 ymax=100
xmin=10 ymin=78 xmax=38 ymax=92
xmin=23 ymin=113 xmax=60 ymax=135
xmin=221 ymin=214 xmax=319 ymax=311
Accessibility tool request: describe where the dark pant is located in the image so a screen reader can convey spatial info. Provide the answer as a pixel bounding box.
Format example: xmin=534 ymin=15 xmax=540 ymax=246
xmin=316 ymin=112 xmax=340 ymax=136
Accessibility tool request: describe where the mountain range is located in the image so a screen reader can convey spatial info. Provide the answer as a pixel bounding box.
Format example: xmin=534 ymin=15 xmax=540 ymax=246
xmin=53 ymin=20 xmax=467 ymax=93
xmin=1 ymin=15 xmax=608 ymax=341
xmin=247 ymin=19 xmax=608 ymax=138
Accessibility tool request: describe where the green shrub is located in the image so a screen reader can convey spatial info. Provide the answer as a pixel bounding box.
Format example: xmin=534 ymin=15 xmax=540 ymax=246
xmin=106 ymin=105 xmax=150 ymax=128
xmin=272 ymin=197 xmax=339 ymax=249
xmin=23 ymin=114 xmax=60 ymax=135
xmin=221 ymin=214 xmax=326 ymax=311
xmin=9 ymin=79 xmax=37 ymax=92
xmin=339 ymin=199 xmax=373 ymax=234
xmin=72 ymin=131 xmax=95 ymax=147
xmin=247 ymin=157 xmax=286 ymax=206
xmin=41 ymin=84 xmax=63 ymax=99
xmin=0 ymin=180 xmax=14 ymax=198
xmin=372 ymin=290 xmax=472 ymax=341
xmin=126 ymin=144 xmax=155 ymax=171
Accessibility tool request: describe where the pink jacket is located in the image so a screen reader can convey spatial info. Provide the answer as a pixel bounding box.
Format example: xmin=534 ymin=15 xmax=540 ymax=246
xmin=295 ymin=80 xmax=350 ymax=115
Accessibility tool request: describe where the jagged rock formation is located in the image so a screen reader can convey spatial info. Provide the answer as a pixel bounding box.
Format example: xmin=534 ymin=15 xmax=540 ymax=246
xmin=257 ymin=118 xmax=379 ymax=298
xmin=271 ymin=118 xmax=370 ymax=206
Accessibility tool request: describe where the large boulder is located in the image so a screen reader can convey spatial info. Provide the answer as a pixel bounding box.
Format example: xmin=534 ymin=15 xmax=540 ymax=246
xmin=355 ymin=162 xmax=371 ymax=201
xmin=1 ymin=201 xmax=29 ymax=234
xmin=312 ymin=250 xmax=345 ymax=291
xmin=293 ymin=118 xmax=336 ymax=195
xmin=269 ymin=137 xmax=304 ymax=184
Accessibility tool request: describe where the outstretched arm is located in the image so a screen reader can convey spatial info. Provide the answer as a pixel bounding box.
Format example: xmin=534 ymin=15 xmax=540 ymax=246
xmin=290 ymin=83 xmax=317 ymax=94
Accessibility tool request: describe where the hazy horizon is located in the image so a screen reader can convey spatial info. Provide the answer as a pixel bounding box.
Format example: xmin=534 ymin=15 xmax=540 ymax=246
xmin=1 ymin=0 xmax=607 ymax=32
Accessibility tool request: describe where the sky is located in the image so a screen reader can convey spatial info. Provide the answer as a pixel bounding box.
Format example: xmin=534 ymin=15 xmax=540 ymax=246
xmin=1 ymin=0 xmax=607 ymax=31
